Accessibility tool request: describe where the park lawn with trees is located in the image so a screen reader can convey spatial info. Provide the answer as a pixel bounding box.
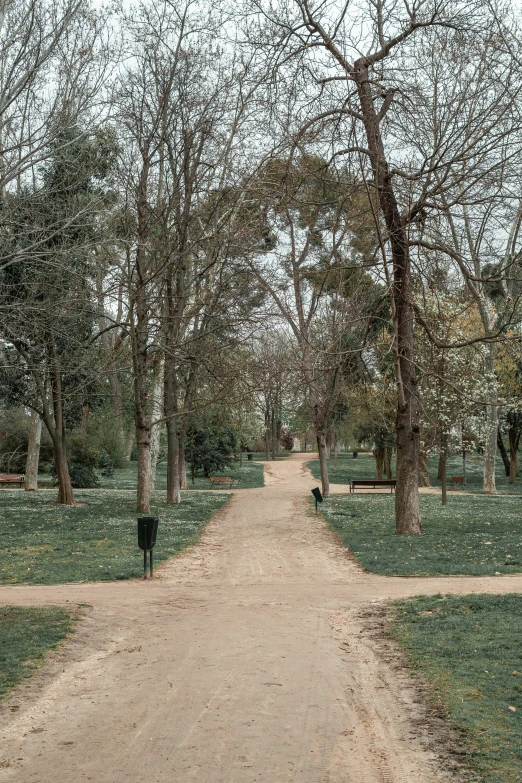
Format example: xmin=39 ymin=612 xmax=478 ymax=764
xmin=0 ymin=606 xmax=76 ymax=700
xmin=307 ymin=453 xmax=522 ymax=495
xmin=318 ymin=494 xmax=522 ymax=576
xmin=391 ymin=594 xmax=522 ymax=783
xmin=33 ymin=460 xmax=265 ymax=491
xmin=0 ymin=490 xmax=229 ymax=585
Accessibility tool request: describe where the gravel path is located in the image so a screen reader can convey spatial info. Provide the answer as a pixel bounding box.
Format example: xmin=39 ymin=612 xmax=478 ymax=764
xmin=1 ymin=454 xmax=521 ymax=783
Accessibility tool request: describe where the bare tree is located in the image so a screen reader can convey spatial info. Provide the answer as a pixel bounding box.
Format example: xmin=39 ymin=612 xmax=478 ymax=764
xmin=240 ymin=0 xmax=522 ymax=531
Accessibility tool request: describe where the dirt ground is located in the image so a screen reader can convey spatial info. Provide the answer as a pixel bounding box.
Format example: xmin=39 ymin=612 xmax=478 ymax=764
xmin=1 ymin=454 xmax=522 ymax=783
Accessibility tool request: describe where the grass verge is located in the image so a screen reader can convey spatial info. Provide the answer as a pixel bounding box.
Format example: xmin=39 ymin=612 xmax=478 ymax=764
xmin=391 ymin=594 xmax=522 ymax=783
xmin=0 ymin=606 xmax=75 ymax=699
xmin=319 ymin=493 xmax=522 ymax=575
xmin=0 ymin=490 xmax=229 ymax=584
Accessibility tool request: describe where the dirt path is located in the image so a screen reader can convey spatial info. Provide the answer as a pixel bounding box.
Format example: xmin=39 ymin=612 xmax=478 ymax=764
xmin=2 ymin=455 xmax=522 ymax=783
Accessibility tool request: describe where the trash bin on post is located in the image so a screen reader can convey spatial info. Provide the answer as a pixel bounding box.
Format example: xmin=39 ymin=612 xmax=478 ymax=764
xmin=247 ymin=452 xmax=253 ymax=462
xmin=137 ymin=516 xmax=159 ymax=579
xmin=352 ymin=451 xmax=358 ymax=459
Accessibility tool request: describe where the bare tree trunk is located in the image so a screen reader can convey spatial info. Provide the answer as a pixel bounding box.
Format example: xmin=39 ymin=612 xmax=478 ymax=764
xmin=49 ymin=429 xmax=75 ymax=505
xmin=509 ymin=426 xmax=519 ymax=485
xmin=178 ymin=424 xmax=188 ymax=489
xmin=125 ymin=429 xmax=134 ymax=461
xmin=166 ymin=420 xmax=181 ymax=504
xmin=384 ymin=448 xmax=393 ymax=479
xmin=354 ymin=61 xmax=421 ymax=534
xmin=132 ymin=155 xmax=153 ymax=514
xmin=316 ymin=429 xmax=330 ymax=498
xmin=164 ymin=349 xmax=181 ymax=505
xmin=483 ymin=347 xmax=497 ymax=494
xmin=49 ymin=339 xmax=75 ymax=506
xmin=25 ymin=409 xmax=42 ymax=491
xmin=497 ymin=430 xmax=510 ymax=477
xmin=325 ymin=429 xmax=332 ymax=460
xmin=374 ymin=447 xmax=384 ymax=480
xmin=149 ymin=357 xmax=164 ymax=492
xmin=441 ymin=434 xmax=448 ymax=507
xmin=136 ymin=430 xmax=151 ymax=513
xmin=418 ymin=449 xmax=431 ymax=487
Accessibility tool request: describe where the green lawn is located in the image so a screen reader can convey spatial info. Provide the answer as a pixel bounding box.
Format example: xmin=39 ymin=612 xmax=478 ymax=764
xmin=36 ymin=459 xmax=265 ymax=491
xmin=319 ymin=493 xmax=522 ymax=575
xmin=392 ymin=594 xmax=522 ymax=783
xmin=0 ymin=490 xmax=229 ymax=584
xmin=308 ymin=452 xmax=522 ymax=494
xmin=247 ymin=451 xmax=293 ymax=461
xmin=0 ymin=606 xmax=75 ymax=699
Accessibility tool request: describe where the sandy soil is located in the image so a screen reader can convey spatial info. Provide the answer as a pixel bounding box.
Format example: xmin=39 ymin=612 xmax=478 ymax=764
xmin=1 ymin=455 xmax=522 ymax=783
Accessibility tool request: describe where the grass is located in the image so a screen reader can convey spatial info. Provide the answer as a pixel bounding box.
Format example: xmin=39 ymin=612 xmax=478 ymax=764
xmin=391 ymin=594 xmax=522 ymax=783
xmin=307 ymin=452 xmax=522 ymax=495
xmin=0 ymin=490 xmax=229 ymax=584
xmin=247 ymin=451 xmax=293 ymax=461
xmin=36 ymin=459 xmax=265 ymax=491
xmin=0 ymin=606 xmax=75 ymax=699
xmin=319 ymin=493 xmax=522 ymax=575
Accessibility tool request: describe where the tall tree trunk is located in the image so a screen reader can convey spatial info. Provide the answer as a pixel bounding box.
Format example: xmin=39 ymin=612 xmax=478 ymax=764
xmin=483 ymin=347 xmax=497 ymax=494
xmin=441 ymin=434 xmax=448 ymax=506
xmin=265 ymin=404 xmax=271 ymax=460
xmin=374 ymin=447 xmax=384 ymax=480
xmin=179 ymin=423 xmax=188 ymax=490
xmin=275 ymin=417 xmax=282 ymax=457
xmin=437 ymin=450 xmax=444 ymax=480
xmin=316 ymin=429 xmax=330 ymax=498
xmin=325 ymin=429 xmax=332 ymax=460
xmin=355 ymin=60 xmax=421 ymax=534
xmin=25 ymin=409 xmax=42 ymax=491
xmin=166 ymin=419 xmax=180 ymax=504
xmin=132 ymin=154 xmax=153 ymax=514
xmin=149 ymin=356 xmax=164 ymax=492
xmin=164 ymin=350 xmax=181 ymax=505
xmin=136 ymin=430 xmax=151 ymax=513
xmin=418 ymin=449 xmax=431 ymax=487
xmin=49 ymin=338 xmax=75 ymax=506
xmin=51 ymin=432 xmax=75 ymax=505
xmin=125 ymin=429 xmax=135 ymax=461
xmin=508 ymin=426 xmax=519 ymax=485
xmin=384 ymin=448 xmax=393 ymax=479
xmin=497 ymin=430 xmax=510 ymax=477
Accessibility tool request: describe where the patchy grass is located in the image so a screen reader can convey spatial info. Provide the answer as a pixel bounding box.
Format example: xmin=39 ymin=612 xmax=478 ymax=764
xmin=391 ymin=594 xmax=522 ymax=783
xmin=307 ymin=452 xmax=522 ymax=494
xmin=35 ymin=459 xmax=265 ymax=491
xmin=319 ymin=493 xmax=522 ymax=575
xmin=0 ymin=606 xmax=75 ymax=699
xmin=0 ymin=490 xmax=229 ymax=584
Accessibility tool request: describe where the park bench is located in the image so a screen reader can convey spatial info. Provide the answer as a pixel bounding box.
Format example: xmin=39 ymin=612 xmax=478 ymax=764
xmin=0 ymin=474 xmax=25 ymax=487
xmin=349 ymin=479 xmax=396 ymax=493
xmin=209 ymin=476 xmax=240 ymax=488
xmin=450 ymin=476 xmax=464 ymax=486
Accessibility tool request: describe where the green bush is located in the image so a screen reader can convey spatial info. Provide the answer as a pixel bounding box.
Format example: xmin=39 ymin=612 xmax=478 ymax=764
xmin=185 ymin=422 xmax=236 ymax=477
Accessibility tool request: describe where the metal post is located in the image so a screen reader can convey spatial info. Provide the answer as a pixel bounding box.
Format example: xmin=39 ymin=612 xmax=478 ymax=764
xmin=144 ymin=549 xmax=147 ymax=579
xmin=150 ymin=549 xmax=153 ymax=578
